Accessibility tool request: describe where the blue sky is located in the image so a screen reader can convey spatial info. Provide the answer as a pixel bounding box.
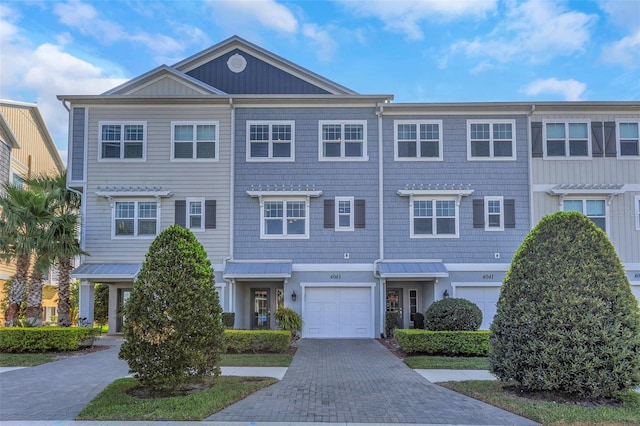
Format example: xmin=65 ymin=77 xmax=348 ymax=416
xmin=1 ymin=0 xmax=639 ymax=161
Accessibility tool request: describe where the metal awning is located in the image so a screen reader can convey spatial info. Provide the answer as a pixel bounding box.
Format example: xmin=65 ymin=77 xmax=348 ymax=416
xmin=71 ymin=263 xmax=142 ymax=281
xmin=223 ymin=261 xmax=293 ymax=280
xmin=378 ymin=261 xmax=449 ymax=279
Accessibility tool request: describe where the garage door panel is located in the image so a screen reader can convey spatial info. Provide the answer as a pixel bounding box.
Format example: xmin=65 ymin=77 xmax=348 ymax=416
xmin=456 ymin=287 xmax=501 ymax=330
xmin=304 ymin=287 xmax=372 ymax=338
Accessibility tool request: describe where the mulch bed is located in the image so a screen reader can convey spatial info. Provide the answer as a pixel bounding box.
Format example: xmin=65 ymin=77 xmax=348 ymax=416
xmin=376 ymin=337 xmax=406 ymax=358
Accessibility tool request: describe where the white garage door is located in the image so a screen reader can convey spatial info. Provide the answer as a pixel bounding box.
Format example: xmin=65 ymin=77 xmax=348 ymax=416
xmin=455 ymin=286 xmax=501 ymax=330
xmin=303 ymin=287 xmax=372 ymax=338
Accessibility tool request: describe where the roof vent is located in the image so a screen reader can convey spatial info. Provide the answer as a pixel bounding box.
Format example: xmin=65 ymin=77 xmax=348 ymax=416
xmin=227 ymin=53 xmax=247 ymax=73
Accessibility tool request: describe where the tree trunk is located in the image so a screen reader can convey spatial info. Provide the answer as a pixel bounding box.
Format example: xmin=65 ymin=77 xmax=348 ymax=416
xmin=57 ymin=257 xmax=73 ymax=327
xmin=25 ymin=266 xmax=44 ymax=326
xmin=5 ymin=252 xmax=30 ymax=325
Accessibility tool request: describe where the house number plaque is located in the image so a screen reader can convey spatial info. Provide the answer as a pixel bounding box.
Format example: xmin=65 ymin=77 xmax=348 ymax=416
xmin=330 ymin=274 xmax=342 ymax=279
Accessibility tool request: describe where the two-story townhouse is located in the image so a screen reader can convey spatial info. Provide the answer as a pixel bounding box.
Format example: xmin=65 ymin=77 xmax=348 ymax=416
xmin=528 ymin=103 xmax=640 ymax=302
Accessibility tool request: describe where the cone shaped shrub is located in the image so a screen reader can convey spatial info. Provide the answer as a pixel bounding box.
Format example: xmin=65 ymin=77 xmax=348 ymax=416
xmin=118 ymin=225 xmax=224 ymax=391
xmin=424 ymin=297 xmax=482 ymax=331
xmin=490 ymin=212 xmax=640 ymax=398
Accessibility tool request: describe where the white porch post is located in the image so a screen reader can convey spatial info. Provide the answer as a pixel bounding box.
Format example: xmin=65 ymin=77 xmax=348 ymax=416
xmin=78 ymin=279 xmax=95 ymax=326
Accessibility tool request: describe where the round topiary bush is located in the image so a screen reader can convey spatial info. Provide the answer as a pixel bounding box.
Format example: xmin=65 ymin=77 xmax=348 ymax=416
xmin=490 ymin=212 xmax=640 ymax=398
xmin=424 ymin=298 xmax=482 ymax=331
xmin=118 ymin=225 xmax=225 ymax=392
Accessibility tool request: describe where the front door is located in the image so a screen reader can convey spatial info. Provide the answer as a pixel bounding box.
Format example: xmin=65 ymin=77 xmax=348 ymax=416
xmin=252 ymin=288 xmax=270 ymax=329
xmin=386 ymin=288 xmax=403 ymax=328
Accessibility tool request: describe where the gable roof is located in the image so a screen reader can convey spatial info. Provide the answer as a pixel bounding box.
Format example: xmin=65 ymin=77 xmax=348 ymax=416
xmin=0 ymin=110 xmax=20 ymax=149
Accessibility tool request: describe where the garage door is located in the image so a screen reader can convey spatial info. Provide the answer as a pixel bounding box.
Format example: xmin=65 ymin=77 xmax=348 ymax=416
xmin=303 ymin=287 xmax=372 ymax=338
xmin=455 ymin=286 xmax=501 ymax=330
xmin=631 ymin=286 xmax=640 ymax=306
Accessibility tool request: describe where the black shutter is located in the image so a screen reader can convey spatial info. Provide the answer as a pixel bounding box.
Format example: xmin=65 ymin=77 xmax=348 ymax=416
xmin=355 ymin=199 xmax=366 ymax=228
xmin=324 ymin=199 xmax=335 ymax=228
xmin=205 ymin=200 xmax=216 ymax=229
xmin=175 ymin=200 xmax=186 ymax=227
xmin=531 ymin=122 xmax=543 ymax=157
xmin=473 ymin=199 xmax=484 ymax=228
xmin=591 ymin=121 xmax=604 ymax=157
xmin=504 ymin=199 xmax=516 ymax=228
xmin=604 ymin=121 xmax=617 ymax=157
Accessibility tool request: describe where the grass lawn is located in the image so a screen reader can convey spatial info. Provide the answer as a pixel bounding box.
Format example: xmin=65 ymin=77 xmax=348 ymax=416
xmin=404 ymin=355 xmax=488 ymax=369
xmin=0 ymin=353 xmax=59 ymax=367
xmin=441 ymin=380 xmax=640 ymax=425
xmin=76 ymin=375 xmax=277 ymax=421
xmin=220 ymin=353 xmax=292 ymax=367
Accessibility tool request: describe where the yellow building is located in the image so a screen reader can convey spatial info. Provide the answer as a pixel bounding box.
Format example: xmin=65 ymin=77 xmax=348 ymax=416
xmin=0 ymin=100 xmax=65 ymax=324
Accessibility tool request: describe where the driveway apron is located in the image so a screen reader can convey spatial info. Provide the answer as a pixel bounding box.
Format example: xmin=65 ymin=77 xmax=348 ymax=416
xmin=208 ymin=339 xmax=537 ymax=424
xmin=0 ymin=336 xmax=129 ymax=421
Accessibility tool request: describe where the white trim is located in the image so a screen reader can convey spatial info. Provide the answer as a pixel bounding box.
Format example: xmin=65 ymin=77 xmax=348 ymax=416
xmin=466 ymin=119 xmax=516 ymax=161
xmin=335 ymin=196 xmax=355 ymax=231
xmin=635 ymin=195 xmax=640 ymax=231
xmin=393 ymin=120 xmax=443 ymax=161
xmin=445 ymin=263 xmax=511 ymax=272
xmin=397 ymin=189 xmax=474 ymax=199
xmin=293 ymin=263 xmax=374 ymax=272
xmin=170 ymin=121 xmax=219 ymax=162
xmin=259 ymin=197 xmax=310 ymax=240
xmin=408 ymin=196 xmax=462 ymax=239
xmin=561 ymin=197 xmax=609 ymax=234
xmin=616 ymin=120 xmax=640 ymax=159
xmin=246 ymin=120 xmax=295 ymax=162
xmin=300 ymin=282 xmax=375 ymax=288
xmin=318 ymin=120 xmax=369 ymax=161
xmin=542 ymin=120 xmax=592 ymax=159
xmin=247 ymin=190 xmax=322 ymax=198
xmin=186 ymin=197 xmax=205 ymax=232
xmin=97 ymin=121 xmax=147 ymax=161
xmin=484 ymin=196 xmax=504 ymax=232
xmin=110 ymin=198 xmax=160 ymax=239
xmin=451 ymin=281 xmax=503 ymax=288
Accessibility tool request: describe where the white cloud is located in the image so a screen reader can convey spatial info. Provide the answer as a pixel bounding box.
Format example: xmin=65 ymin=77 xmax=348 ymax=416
xmin=602 ymin=30 xmax=640 ymax=69
xmin=597 ymin=0 xmax=640 ymax=31
xmin=337 ymin=0 xmax=497 ymax=40
xmin=302 ymin=23 xmax=338 ymax=62
xmin=453 ymin=0 xmax=597 ymax=65
xmin=206 ymin=0 xmax=298 ymax=34
xmin=522 ymin=78 xmax=587 ymax=101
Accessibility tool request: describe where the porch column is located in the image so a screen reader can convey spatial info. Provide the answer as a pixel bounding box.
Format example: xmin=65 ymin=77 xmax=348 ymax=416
xmin=78 ymin=279 xmax=94 ymax=326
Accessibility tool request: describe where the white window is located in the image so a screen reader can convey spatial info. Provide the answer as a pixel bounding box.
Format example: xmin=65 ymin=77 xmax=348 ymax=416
xmin=563 ymin=199 xmax=606 ymax=232
xmin=247 ymin=121 xmax=294 ymax=161
xmin=186 ymin=198 xmax=204 ymax=231
xmin=99 ymin=122 xmax=145 ymax=160
xmin=12 ymin=172 xmax=24 ymax=188
xmin=467 ymin=120 xmax=516 ymax=160
xmin=544 ymin=122 xmax=590 ymax=158
xmin=261 ymin=198 xmax=309 ymax=239
xmin=319 ymin=121 xmax=367 ymax=161
xmin=617 ymin=121 xmax=639 ymax=157
xmin=113 ymin=200 xmax=158 ymax=238
xmin=171 ymin=122 xmax=218 ymax=160
xmin=635 ymin=196 xmax=640 ymax=231
xmin=411 ymin=198 xmax=459 ymax=238
xmin=394 ymin=120 xmax=443 ymax=161
xmin=335 ymin=196 xmax=354 ymax=231
xmin=484 ymin=196 xmax=504 ymax=231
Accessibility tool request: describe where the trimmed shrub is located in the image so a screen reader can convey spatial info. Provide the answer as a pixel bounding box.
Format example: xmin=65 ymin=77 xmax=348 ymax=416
xmin=118 ymin=225 xmax=225 ymax=392
xmin=413 ymin=312 xmax=425 ymax=330
xmin=396 ymin=329 xmax=489 ymax=356
xmin=275 ymin=307 xmax=303 ymax=339
xmin=222 ymin=312 xmax=235 ymax=328
xmin=224 ymin=330 xmax=290 ymax=353
xmin=490 ymin=212 xmax=640 ymax=398
xmin=424 ymin=298 xmax=482 ymax=331
xmin=0 ymin=327 xmax=100 ymax=352
xmin=385 ymin=311 xmax=400 ymax=337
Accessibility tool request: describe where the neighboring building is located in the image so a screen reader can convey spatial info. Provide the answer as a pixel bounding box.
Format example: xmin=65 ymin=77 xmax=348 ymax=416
xmin=60 ymin=36 xmax=640 ymax=336
xmin=0 ymin=100 xmax=66 ymax=324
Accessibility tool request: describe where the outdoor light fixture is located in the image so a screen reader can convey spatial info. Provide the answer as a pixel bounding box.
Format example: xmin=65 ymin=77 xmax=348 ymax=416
xmin=291 ymin=291 xmax=297 ymax=302
xmin=443 ymin=290 xmax=450 ymax=298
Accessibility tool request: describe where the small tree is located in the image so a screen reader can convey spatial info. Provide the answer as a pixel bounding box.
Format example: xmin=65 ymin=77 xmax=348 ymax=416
xmin=424 ymin=298 xmax=482 ymax=331
xmin=490 ymin=212 xmax=640 ymax=398
xmin=275 ymin=307 xmax=303 ymax=340
xmin=118 ymin=225 xmax=224 ymax=392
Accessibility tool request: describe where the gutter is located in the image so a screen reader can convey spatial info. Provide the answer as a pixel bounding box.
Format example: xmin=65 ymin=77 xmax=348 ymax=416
xmin=527 ymin=104 xmax=535 ymax=229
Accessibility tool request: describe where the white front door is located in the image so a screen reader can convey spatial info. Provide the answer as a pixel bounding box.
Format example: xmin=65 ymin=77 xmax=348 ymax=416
xmin=303 ymin=287 xmax=372 ymax=338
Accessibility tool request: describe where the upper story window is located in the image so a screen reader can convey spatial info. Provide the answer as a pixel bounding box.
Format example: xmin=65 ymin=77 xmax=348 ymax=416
xmin=262 ymin=198 xmax=309 ymax=239
xmin=485 ymin=196 xmax=504 ymax=231
xmin=99 ymin=122 xmax=145 ymax=160
xmin=563 ymin=199 xmax=606 ymax=232
xmin=113 ymin=200 xmax=158 ymax=238
xmin=394 ymin=120 xmax=442 ymax=161
xmin=12 ymin=172 xmax=24 ymax=188
xmin=247 ymin=121 xmax=294 ymax=161
xmin=618 ymin=121 xmax=639 ymax=157
xmin=467 ymin=120 xmax=516 ymax=160
xmin=411 ymin=198 xmax=458 ymax=238
xmin=187 ymin=198 xmax=204 ymax=231
xmin=544 ymin=122 xmax=590 ymax=158
xmin=319 ymin=121 xmax=368 ymax=161
xmin=172 ymin=122 xmax=218 ymax=160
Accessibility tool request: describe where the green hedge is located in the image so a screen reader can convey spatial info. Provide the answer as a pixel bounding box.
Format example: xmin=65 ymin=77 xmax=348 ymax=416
xmin=0 ymin=327 xmax=101 ymax=353
xmin=395 ymin=329 xmax=490 ymax=356
xmin=224 ymin=330 xmax=290 ymax=353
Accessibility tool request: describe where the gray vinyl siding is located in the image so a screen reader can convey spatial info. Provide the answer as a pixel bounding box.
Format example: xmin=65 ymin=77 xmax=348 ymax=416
xmin=233 ymin=107 xmax=379 ymax=263
xmin=382 ymin=114 xmax=531 ymax=263
xmin=127 ymin=77 xmax=211 ymax=96
xmin=531 ymin=112 xmax=640 ymax=263
xmin=70 ymin=107 xmax=86 ymax=182
xmin=0 ymin=139 xmax=10 ymax=187
xmin=81 ymin=105 xmax=231 ymax=264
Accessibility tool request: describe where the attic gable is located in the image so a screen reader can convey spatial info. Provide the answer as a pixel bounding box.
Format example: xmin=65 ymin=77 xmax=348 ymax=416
xmin=172 ymin=36 xmax=358 ymax=96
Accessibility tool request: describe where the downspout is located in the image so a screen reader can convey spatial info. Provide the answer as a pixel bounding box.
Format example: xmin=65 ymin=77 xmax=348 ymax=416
xmin=527 ymin=104 xmax=535 ymax=230
xmin=375 ymin=103 xmax=385 ymax=337
xmin=227 ymin=97 xmax=235 ymax=319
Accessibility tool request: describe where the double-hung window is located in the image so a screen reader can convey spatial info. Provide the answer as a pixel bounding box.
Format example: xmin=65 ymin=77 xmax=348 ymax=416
xmin=617 ymin=121 xmax=639 ymax=157
xmin=411 ymin=198 xmax=458 ymax=238
xmin=544 ymin=122 xmax=590 ymax=158
xmin=247 ymin=121 xmax=294 ymax=161
xmin=172 ymin=122 xmax=218 ymax=160
xmin=262 ymin=198 xmax=309 ymax=239
xmin=99 ymin=122 xmax=145 ymax=160
xmin=484 ymin=196 xmax=504 ymax=231
xmin=563 ymin=199 xmax=606 ymax=231
xmin=113 ymin=200 xmax=158 ymax=237
xmin=395 ymin=120 xmax=442 ymax=160
xmin=335 ymin=196 xmax=354 ymax=231
xmin=319 ymin=121 xmax=367 ymax=160
xmin=467 ymin=120 xmax=516 ymax=160
xmin=187 ymin=198 xmax=204 ymax=231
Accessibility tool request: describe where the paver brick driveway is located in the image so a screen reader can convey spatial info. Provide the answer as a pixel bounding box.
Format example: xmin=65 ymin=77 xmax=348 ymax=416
xmin=208 ymin=339 xmax=538 ymax=424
